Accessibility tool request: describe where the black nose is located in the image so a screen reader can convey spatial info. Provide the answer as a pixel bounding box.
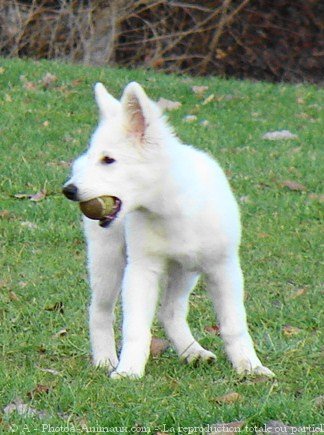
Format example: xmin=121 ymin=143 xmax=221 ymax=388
xmin=62 ymin=183 xmax=78 ymax=201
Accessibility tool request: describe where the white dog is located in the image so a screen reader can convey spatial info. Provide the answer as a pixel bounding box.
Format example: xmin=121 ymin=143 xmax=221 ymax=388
xmin=63 ymin=82 xmax=274 ymax=379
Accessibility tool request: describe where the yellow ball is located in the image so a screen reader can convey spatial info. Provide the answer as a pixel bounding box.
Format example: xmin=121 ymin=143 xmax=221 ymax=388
xmin=79 ymin=196 xmax=115 ymax=220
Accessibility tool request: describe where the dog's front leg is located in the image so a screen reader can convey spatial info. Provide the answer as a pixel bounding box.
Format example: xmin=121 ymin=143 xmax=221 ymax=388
xmin=85 ymin=219 xmax=126 ymax=372
xmin=110 ymin=260 xmax=162 ymax=379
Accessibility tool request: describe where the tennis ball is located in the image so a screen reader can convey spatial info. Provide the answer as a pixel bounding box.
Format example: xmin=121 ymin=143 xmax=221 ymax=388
xmin=79 ymin=196 xmax=115 ymax=220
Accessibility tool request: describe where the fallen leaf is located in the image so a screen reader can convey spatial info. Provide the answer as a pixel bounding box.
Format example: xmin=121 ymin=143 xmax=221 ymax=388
xmin=0 ymin=210 xmax=10 ymax=218
xmin=4 ymin=398 xmax=48 ymax=419
xmin=150 ymin=337 xmax=169 ymax=357
xmin=308 ymin=193 xmax=324 ymax=203
xmin=202 ymin=94 xmax=215 ymax=105
xmin=281 ymin=180 xmax=306 ymax=191
xmin=36 ymin=366 xmax=61 ymax=376
xmin=206 ymin=421 xmax=245 ymax=434
xmin=289 ymin=288 xmax=307 ymax=299
xmin=200 ymin=119 xmax=209 ymax=127
xmin=45 ymin=301 xmax=64 ymax=314
xmin=27 ymin=384 xmax=51 ymax=399
xmin=52 ymin=328 xmax=68 ymax=338
xmin=47 ymin=160 xmax=70 ymax=168
xmin=215 ymin=391 xmax=241 ymax=404
xmin=283 ymin=324 xmax=302 ymax=336
xmin=14 ymin=193 xmax=30 ymax=199
xmin=157 ymin=97 xmax=181 ymax=111
xmin=21 ymin=221 xmax=38 ymax=229
xmin=41 ymin=72 xmax=57 ymax=88
xmin=314 ymin=395 xmax=324 ymax=409
xmin=192 ymin=85 xmax=209 ymax=95
xmin=239 ymin=195 xmax=251 ymax=204
xmin=262 ymin=130 xmax=298 ymax=140
xmin=30 ymin=189 xmax=46 ymax=202
xmin=9 ymin=291 xmax=19 ymax=301
xmin=183 ymin=115 xmax=197 ymax=122
xmin=258 ymin=232 xmax=269 ymax=238
xmin=0 ymin=280 xmax=8 ymax=288
xmin=42 ymin=120 xmax=50 ymax=127
xmin=204 ymin=324 xmax=220 ymax=335
xmin=0 ymin=67 xmax=5 ymax=74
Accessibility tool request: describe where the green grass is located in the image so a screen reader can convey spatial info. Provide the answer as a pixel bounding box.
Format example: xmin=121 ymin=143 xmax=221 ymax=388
xmin=0 ymin=57 xmax=323 ymax=433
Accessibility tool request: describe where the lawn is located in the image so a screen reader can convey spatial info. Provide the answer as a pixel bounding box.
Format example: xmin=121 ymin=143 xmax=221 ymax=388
xmin=0 ymin=57 xmax=323 ymax=433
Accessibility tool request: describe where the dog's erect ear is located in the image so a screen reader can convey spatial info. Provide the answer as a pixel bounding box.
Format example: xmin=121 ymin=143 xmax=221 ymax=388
xmin=121 ymin=82 xmax=154 ymax=142
xmin=94 ymin=83 xmax=120 ymax=119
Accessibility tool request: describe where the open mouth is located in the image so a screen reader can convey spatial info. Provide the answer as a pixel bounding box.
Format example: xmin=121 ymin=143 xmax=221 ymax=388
xmin=79 ymin=196 xmax=122 ymax=228
xmin=99 ymin=197 xmax=122 ymax=228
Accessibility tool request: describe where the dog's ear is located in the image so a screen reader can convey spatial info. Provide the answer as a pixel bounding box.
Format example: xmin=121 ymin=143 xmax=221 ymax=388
xmin=121 ymin=82 xmax=156 ymax=143
xmin=94 ymin=83 xmax=120 ymax=119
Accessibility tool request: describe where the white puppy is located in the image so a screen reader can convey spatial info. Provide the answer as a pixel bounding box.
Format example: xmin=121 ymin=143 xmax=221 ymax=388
xmin=63 ymin=82 xmax=274 ymax=379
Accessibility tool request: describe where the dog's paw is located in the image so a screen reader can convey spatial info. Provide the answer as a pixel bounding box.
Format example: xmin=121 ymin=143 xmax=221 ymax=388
xmin=110 ymin=370 xmax=143 ymax=380
xmin=182 ymin=348 xmax=217 ymax=366
xmin=234 ymin=360 xmax=275 ymax=377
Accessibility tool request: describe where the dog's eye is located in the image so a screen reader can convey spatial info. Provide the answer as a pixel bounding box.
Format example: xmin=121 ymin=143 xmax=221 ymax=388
xmin=101 ymin=156 xmax=115 ymax=165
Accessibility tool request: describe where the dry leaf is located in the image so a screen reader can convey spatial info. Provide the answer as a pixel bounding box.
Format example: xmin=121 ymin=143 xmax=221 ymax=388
xmin=215 ymin=391 xmax=241 ymax=404
xmin=45 ymin=301 xmax=64 ymax=314
xmin=258 ymin=232 xmax=269 ymax=238
xmin=0 ymin=67 xmax=5 ymax=74
xmin=262 ymin=130 xmax=298 ymax=140
xmin=4 ymin=398 xmax=48 ymax=419
xmin=314 ymin=395 xmax=324 ymax=409
xmin=9 ymin=291 xmax=19 ymax=301
xmin=157 ymin=97 xmax=181 ymax=111
xmin=21 ymin=221 xmax=38 ymax=229
xmin=281 ymin=180 xmax=306 ymax=191
xmin=183 ymin=115 xmax=197 ymax=122
xmin=52 ymin=328 xmax=68 ymax=338
xmin=204 ymin=324 xmax=220 ymax=335
xmin=30 ymin=189 xmax=47 ymax=201
xmin=289 ymin=288 xmax=307 ymax=299
xmin=14 ymin=193 xmax=30 ymax=199
xmin=27 ymin=384 xmax=51 ymax=399
xmin=41 ymin=72 xmax=57 ymax=88
xmin=0 ymin=210 xmax=10 ymax=218
xmin=36 ymin=366 xmax=61 ymax=376
xmin=206 ymin=421 xmax=245 ymax=434
xmin=150 ymin=337 xmax=169 ymax=357
xmin=192 ymin=85 xmax=209 ymax=95
xmin=42 ymin=120 xmax=50 ymax=127
xmin=239 ymin=195 xmax=251 ymax=204
xmin=202 ymin=94 xmax=215 ymax=105
xmin=308 ymin=193 xmax=324 ymax=203
xmin=283 ymin=324 xmax=302 ymax=336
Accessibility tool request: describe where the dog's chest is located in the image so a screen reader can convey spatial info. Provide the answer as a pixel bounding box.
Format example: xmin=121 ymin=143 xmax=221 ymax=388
xmin=129 ymin=211 xmax=205 ymax=268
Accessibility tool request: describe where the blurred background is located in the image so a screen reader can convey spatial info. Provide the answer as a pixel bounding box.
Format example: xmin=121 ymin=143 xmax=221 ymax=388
xmin=0 ymin=0 xmax=322 ymax=83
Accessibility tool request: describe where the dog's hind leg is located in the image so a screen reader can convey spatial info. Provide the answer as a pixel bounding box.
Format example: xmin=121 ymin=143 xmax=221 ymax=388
xmin=159 ymin=262 xmax=216 ymax=365
xmin=85 ymin=219 xmax=126 ymax=372
xmin=205 ymin=254 xmax=274 ymax=377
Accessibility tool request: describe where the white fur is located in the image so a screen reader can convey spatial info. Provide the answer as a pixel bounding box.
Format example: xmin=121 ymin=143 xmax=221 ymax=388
xmin=65 ymin=82 xmax=274 ymax=379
